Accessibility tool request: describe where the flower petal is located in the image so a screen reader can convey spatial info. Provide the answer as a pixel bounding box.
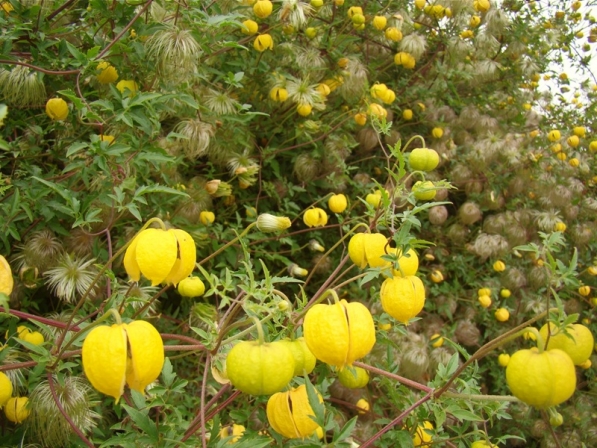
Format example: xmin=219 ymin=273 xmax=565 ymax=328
xmin=135 ymin=229 xmax=178 ymax=285
xmin=125 ymin=320 xmax=164 ymax=393
xmin=162 ymin=229 xmax=197 ymax=285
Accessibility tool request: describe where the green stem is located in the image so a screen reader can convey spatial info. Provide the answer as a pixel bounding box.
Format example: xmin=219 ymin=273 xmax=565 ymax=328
xmin=293 ymin=288 xmax=340 ymax=324
xmin=442 ymin=391 xmax=520 ymax=402
xmin=401 ymin=134 xmax=426 ymax=153
xmin=252 ymin=316 xmax=265 ymax=344
xmin=198 ymin=222 xmax=257 ymax=266
xmin=220 ymin=313 xmax=275 ymax=347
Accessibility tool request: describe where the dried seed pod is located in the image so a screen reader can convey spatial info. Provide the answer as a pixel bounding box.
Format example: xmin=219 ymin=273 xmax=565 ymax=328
xmin=458 ymin=202 xmax=482 ymax=225
xmin=428 ymin=205 xmax=448 ymax=226
xmin=454 ymin=319 xmax=480 ymax=347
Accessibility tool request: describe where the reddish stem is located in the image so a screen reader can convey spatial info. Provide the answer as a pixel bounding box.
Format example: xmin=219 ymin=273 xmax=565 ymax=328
xmin=0 ymin=307 xmax=81 ymax=331
xmin=354 ymin=361 xmax=433 ymax=394
xmin=360 ymin=392 xmax=433 ymax=448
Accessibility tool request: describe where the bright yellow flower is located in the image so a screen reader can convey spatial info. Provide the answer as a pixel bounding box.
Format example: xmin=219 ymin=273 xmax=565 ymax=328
xmin=254 ymin=34 xmax=274 ymax=51
xmin=82 ymin=320 xmax=164 ymax=402
xmin=303 ymin=207 xmax=328 ymax=227
xmin=45 ymin=98 xmax=69 ymax=121
xmin=96 ymin=61 xmax=118 ymax=84
xmin=124 ymin=227 xmax=196 ymax=286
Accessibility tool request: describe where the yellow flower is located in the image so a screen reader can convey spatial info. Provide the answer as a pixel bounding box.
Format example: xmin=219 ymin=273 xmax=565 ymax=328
xmin=199 ymin=210 xmax=215 ymax=225
xmin=372 ymin=16 xmax=387 ymax=30
xmin=473 ymin=0 xmax=490 ymax=13
xmin=82 ymin=320 xmax=164 ymax=402
xmin=547 ymin=130 xmax=561 ymax=142
xmin=0 ymin=372 xmax=12 ymax=407
xmin=254 ymin=34 xmax=273 ymax=52
xmin=256 ymin=213 xmax=291 ymax=232
xmin=116 ymin=80 xmax=138 ymax=96
xmin=354 ymin=112 xmax=367 ymax=125
xmin=492 ymin=260 xmax=506 ymax=272
xmin=45 ymin=98 xmax=69 ymax=121
xmin=96 ymin=61 xmax=118 ymax=84
xmin=431 ymin=127 xmax=444 ymax=139
xmin=494 ymin=308 xmax=510 ymax=322
xmin=573 ymin=126 xmax=586 ymax=137
xmin=100 ymin=134 xmax=115 ymax=144
xmin=567 ymin=135 xmax=580 ymax=147
xmin=1 ymin=1 xmax=14 ymax=14
xmin=253 ymin=0 xmax=273 ymax=19
xmin=394 ymin=51 xmax=415 ymax=68
xmin=478 ymin=295 xmax=492 ymax=308
xmin=267 ymin=385 xmax=323 ymax=439
xmin=403 ymin=109 xmax=413 ymax=120
xmin=0 ymin=254 xmax=14 ymax=296
xmin=4 ymin=397 xmax=30 ymax=423
xmin=498 ymin=353 xmax=510 ymax=367
xmin=348 ymin=233 xmax=393 ymax=269
xmin=296 ymin=103 xmax=312 ymax=116
xmin=430 ymin=269 xmax=444 ymax=283
xmin=177 ymin=276 xmax=206 ymax=297
xmin=413 ymin=421 xmax=434 ymax=446
xmin=367 ymin=103 xmax=387 ymax=118
xmin=219 ymin=424 xmax=246 ymax=444
xmin=328 ymin=193 xmax=347 ymax=213
xmin=347 ymin=6 xmax=363 ymax=18
xmin=380 ymin=275 xmax=426 ymax=323
xmin=241 ymin=19 xmax=259 ymax=35
xmin=124 ymin=227 xmax=196 ymax=286
xmin=303 ymin=207 xmax=328 ymax=227
xmin=270 ymin=87 xmax=288 ymax=101
xmin=316 ymin=83 xmax=331 ymax=97
xmin=303 ymin=299 xmax=376 ymax=368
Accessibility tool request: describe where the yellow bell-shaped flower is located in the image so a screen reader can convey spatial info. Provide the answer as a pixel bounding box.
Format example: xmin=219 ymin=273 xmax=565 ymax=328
xmin=45 ymin=98 xmax=69 ymax=121
xmin=266 ymin=385 xmax=323 ymax=439
xmin=303 ymin=207 xmax=328 ymax=228
xmin=96 ymin=61 xmax=119 ymax=84
xmin=0 ymin=254 xmax=14 ymax=296
xmin=124 ymin=227 xmax=196 ymax=286
xmin=82 ymin=320 xmax=164 ymax=402
xmin=254 ymin=34 xmax=274 ymax=52
xmin=303 ymin=299 xmax=376 ymax=368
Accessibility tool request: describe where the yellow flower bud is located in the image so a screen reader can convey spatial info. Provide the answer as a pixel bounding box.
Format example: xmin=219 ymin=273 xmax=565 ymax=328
xmin=45 ymin=98 xmax=69 ymax=121
xmin=177 ymin=276 xmax=206 ymax=298
xmin=493 ymin=260 xmax=506 ymax=272
xmin=116 ymin=80 xmax=138 ymax=96
xmin=297 ymin=103 xmax=312 ymax=116
xmin=199 ymin=211 xmax=215 ymax=225
xmin=255 ymin=213 xmax=291 ymax=232
xmin=96 ymin=61 xmax=118 ymax=84
xmin=403 ymin=109 xmax=413 ymax=120
xmin=242 ymin=19 xmax=259 ymax=35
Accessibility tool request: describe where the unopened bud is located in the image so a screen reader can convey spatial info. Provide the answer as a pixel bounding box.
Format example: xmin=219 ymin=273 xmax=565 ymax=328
xmin=256 ymin=213 xmax=291 ymax=232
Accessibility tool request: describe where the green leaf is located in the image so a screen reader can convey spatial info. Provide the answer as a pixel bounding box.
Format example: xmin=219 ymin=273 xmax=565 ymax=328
xmin=334 ymin=416 xmax=357 ymax=442
xmin=304 ymin=375 xmax=325 ymax=427
xmin=449 ymin=408 xmax=484 ymax=422
xmin=121 ymin=402 xmax=159 ymax=442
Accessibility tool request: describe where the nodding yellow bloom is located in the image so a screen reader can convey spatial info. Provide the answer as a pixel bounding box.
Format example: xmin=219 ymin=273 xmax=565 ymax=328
xmin=0 ymin=372 xmax=13 ymax=407
xmin=199 ymin=210 xmax=215 ymax=225
xmin=116 ymin=80 xmax=138 ymax=96
xmin=493 ymin=260 xmax=506 ymax=272
xmin=0 ymin=255 xmax=14 ymax=296
xmin=45 ymin=98 xmax=69 ymax=121
xmin=267 ymin=385 xmax=323 ymax=439
xmin=242 ymin=19 xmax=259 ymax=35
xmin=82 ymin=320 xmax=164 ymax=402
xmin=96 ymin=61 xmax=118 ymax=84
xmin=303 ymin=207 xmax=328 ymax=227
xmin=269 ymin=86 xmax=288 ymax=101
xmin=253 ymin=34 xmax=274 ymax=52
xmin=253 ymin=0 xmax=273 ymax=18
xmin=124 ymin=227 xmax=196 ymax=286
